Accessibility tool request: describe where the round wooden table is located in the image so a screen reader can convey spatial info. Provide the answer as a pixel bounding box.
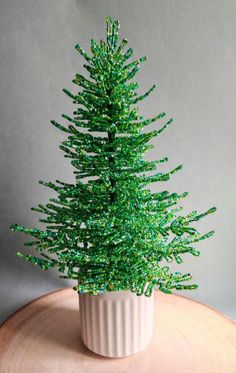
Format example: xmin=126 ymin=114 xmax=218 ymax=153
xmin=0 ymin=288 xmax=235 ymax=372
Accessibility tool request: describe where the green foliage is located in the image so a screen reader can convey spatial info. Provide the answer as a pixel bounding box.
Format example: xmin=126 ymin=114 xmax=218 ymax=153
xmin=11 ymin=17 xmax=216 ymax=296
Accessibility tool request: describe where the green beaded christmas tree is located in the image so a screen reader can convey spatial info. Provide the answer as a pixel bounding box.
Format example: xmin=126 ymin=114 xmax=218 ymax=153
xmin=11 ymin=17 xmax=216 ymax=297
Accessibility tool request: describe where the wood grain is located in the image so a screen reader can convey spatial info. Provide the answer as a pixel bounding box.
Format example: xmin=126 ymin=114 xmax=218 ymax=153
xmin=0 ymin=288 xmax=235 ymax=373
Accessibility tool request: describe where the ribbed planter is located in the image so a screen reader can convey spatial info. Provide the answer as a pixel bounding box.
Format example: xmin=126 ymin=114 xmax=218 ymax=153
xmin=78 ymin=290 xmax=154 ymax=358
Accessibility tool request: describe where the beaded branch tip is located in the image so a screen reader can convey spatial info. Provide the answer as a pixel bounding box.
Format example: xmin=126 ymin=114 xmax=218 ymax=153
xmin=10 ymin=16 xmax=216 ymax=296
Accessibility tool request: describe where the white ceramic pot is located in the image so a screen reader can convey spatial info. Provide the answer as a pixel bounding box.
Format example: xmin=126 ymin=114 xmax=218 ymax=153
xmin=79 ymin=290 xmax=154 ymax=358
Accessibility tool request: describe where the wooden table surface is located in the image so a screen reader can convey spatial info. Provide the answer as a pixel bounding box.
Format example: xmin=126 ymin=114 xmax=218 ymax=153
xmin=0 ymin=288 xmax=235 ymax=373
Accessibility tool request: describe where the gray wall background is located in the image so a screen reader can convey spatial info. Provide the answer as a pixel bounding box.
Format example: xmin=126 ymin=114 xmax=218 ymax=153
xmin=0 ymin=0 xmax=235 ymax=324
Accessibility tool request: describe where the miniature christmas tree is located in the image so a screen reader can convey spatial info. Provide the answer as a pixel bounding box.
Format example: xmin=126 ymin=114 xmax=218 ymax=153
xmin=11 ymin=17 xmax=216 ymax=296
